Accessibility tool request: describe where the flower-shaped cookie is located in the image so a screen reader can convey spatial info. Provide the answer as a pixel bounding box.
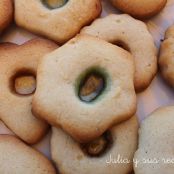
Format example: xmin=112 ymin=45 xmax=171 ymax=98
xmin=0 ymin=38 xmax=58 ymax=144
xmin=51 ymin=116 xmax=138 ymax=174
xmin=33 ymin=35 xmax=136 ymax=143
xmin=81 ymin=14 xmax=157 ymax=92
xmin=15 ymin=0 xmax=101 ymax=44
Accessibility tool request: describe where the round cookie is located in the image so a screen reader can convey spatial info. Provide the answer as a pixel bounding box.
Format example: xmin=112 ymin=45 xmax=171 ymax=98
xmin=32 ymin=35 xmax=136 ymax=143
xmin=0 ymin=38 xmax=58 ymax=144
xmin=0 ymin=0 xmax=13 ymax=33
xmin=110 ymin=0 xmax=167 ymax=19
xmin=51 ymin=116 xmax=138 ymax=174
xmin=81 ymin=14 xmax=157 ymax=92
xmin=134 ymin=106 xmax=174 ymax=174
xmin=159 ymin=25 xmax=174 ymax=88
xmin=0 ymin=135 xmax=56 ymax=174
xmin=15 ymin=0 xmax=101 ymax=44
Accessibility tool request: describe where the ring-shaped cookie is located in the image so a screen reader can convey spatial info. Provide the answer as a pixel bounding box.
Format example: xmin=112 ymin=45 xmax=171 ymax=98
xmin=15 ymin=0 xmax=101 ymax=44
xmin=159 ymin=25 xmax=174 ymax=88
xmin=0 ymin=0 xmax=13 ymax=33
xmin=33 ymin=35 xmax=136 ymax=143
xmin=0 ymin=135 xmax=56 ymax=174
xmin=81 ymin=14 xmax=157 ymax=92
xmin=51 ymin=116 xmax=138 ymax=174
xmin=110 ymin=0 xmax=167 ymax=19
xmin=134 ymin=106 xmax=174 ymax=174
xmin=0 ymin=38 xmax=58 ymax=144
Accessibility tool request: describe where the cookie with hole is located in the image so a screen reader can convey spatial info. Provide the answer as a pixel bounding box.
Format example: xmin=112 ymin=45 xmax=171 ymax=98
xmin=81 ymin=14 xmax=157 ymax=92
xmin=14 ymin=0 xmax=101 ymax=44
xmin=0 ymin=135 xmax=56 ymax=174
xmin=0 ymin=38 xmax=58 ymax=144
xmin=109 ymin=0 xmax=167 ymax=19
xmin=134 ymin=106 xmax=174 ymax=174
xmin=32 ymin=35 xmax=136 ymax=143
xmin=51 ymin=116 xmax=138 ymax=174
xmin=0 ymin=0 xmax=13 ymax=34
xmin=159 ymin=25 xmax=174 ymax=88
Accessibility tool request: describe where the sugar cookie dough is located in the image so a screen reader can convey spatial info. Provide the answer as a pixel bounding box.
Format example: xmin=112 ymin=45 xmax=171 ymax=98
xmin=110 ymin=0 xmax=167 ymax=19
xmin=81 ymin=14 xmax=157 ymax=92
xmin=0 ymin=38 xmax=58 ymax=144
xmin=32 ymin=35 xmax=136 ymax=143
xmin=0 ymin=135 xmax=56 ymax=174
xmin=159 ymin=25 xmax=174 ymax=88
xmin=51 ymin=116 xmax=138 ymax=174
xmin=15 ymin=0 xmax=101 ymax=44
xmin=134 ymin=106 xmax=174 ymax=174
xmin=0 ymin=0 xmax=13 ymax=33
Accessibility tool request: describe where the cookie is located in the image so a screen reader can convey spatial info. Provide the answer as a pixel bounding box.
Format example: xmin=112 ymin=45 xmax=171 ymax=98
xmin=110 ymin=0 xmax=167 ymax=19
xmin=15 ymin=0 xmax=101 ymax=44
xmin=134 ymin=106 xmax=174 ymax=174
xmin=0 ymin=38 xmax=58 ymax=144
xmin=81 ymin=14 xmax=157 ymax=92
xmin=0 ymin=0 xmax=13 ymax=33
xmin=0 ymin=135 xmax=56 ymax=174
xmin=51 ymin=116 xmax=138 ymax=174
xmin=159 ymin=25 xmax=174 ymax=88
xmin=32 ymin=35 xmax=136 ymax=143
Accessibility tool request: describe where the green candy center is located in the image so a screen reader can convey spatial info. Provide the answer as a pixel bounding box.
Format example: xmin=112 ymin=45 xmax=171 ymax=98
xmin=41 ymin=0 xmax=68 ymax=9
xmin=77 ymin=67 xmax=109 ymax=103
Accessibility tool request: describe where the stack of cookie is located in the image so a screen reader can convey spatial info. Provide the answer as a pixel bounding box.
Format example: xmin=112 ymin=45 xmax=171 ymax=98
xmin=0 ymin=0 xmax=173 ymax=174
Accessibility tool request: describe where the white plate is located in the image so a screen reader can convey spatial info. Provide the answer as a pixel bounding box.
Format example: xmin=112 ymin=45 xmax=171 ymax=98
xmin=0 ymin=0 xmax=174 ymax=159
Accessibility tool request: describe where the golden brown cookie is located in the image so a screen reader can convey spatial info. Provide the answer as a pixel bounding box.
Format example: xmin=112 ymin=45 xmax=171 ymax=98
xmin=0 ymin=0 xmax=13 ymax=33
xmin=81 ymin=14 xmax=157 ymax=92
xmin=0 ymin=135 xmax=56 ymax=174
xmin=32 ymin=35 xmax=136 ymax=143
xmin=15 ymin=0 xmax=101 ymax=44
xmin=0 ymin=38 xmax=58 ymax=144
xmin=51 ymin=116 xmax=138 ymax=174
xmin=159 ymin=25 xmax=174 ymax=88
xmin=110 ymin=0 xmax=167 ymax=19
